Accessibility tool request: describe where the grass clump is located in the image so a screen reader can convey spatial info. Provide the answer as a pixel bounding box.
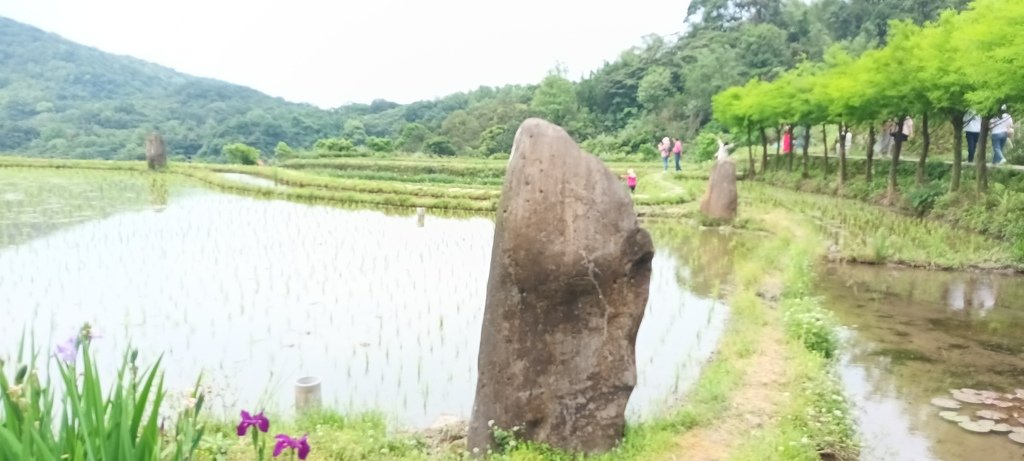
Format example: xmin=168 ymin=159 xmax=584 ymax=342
xmin=0 ymin=324 xmax=205 ymax=461
xmin=781 ymin=296 xmax=840 ymax=360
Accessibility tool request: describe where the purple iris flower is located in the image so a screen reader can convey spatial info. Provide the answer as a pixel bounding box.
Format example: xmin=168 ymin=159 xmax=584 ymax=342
xmin=273 ymin=434 xmax=310 ymax=459
xmin=236 ymin=410 xmax=270 ymax=436
xmin=55 ymin=337 xmax=78 ymax=364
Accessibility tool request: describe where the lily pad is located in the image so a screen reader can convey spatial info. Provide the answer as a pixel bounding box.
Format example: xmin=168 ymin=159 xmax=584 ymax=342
xmin=980 ymin=390 xmax=1002 ymax=399
xmin=992 ymin=400 xmax=1015 ymax=408
xmin=960 ymin=420 xmax=993 ymax=433
xmin=1009 ymin=432 xmax=1024 ymax=444
xmin=952 ymin=391 xmax=985 ymax=404
xmin=939 ymin=411 xmax=970 ymax=423
xmin=991 ymin=423 xmax=1013 ymax=432
xmin=931 ymin=397 xmax=962 ymax=409
xmin=977 ymin=410 xmax=1008 ymax=420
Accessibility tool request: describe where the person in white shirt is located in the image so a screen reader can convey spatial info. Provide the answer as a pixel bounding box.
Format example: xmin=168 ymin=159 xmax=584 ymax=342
xmin=990 ymin=105 xmax=1014 ymax=165
xmin=963 ymin=111 xmax=981 ymax=163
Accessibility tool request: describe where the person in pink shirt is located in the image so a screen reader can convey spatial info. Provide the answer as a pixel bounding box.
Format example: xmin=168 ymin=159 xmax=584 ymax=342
xmin=672 ymin=138 xmax=683 ymax=171
xmin=622 ymin=169 xmax=638 ymax=194
xmin=782 ymin=126 xmax=793 ymax=155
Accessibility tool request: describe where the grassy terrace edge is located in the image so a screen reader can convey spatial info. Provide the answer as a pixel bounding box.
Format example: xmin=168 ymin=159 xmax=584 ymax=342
xmin=0 ymin=156 xmax=693 ymax=212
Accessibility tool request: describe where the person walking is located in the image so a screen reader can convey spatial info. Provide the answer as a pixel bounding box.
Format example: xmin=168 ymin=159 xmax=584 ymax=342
xmin=990 ymin=106 xmax=1014 ymax=165
xmin=964 ymin=110 xmax=981 ymax=163
xmin=672 ymin=138 xmax=683 ymax=171
xmin=659 ymin=137 xmax=670 ymax=171
xmin=877 ymin=119 xmax=895 ymax=158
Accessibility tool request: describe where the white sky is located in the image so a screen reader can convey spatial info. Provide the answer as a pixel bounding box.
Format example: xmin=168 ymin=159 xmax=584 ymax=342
xmin=0 ymin=0 xmax=691 ymax=108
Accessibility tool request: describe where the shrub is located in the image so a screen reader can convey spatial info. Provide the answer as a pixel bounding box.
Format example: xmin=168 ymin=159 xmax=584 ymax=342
xmin=424 ymin=136 xmax=456 ymax=156
xmin=906 ymin=182 xmax=945 ymax=217
xmin=313 ymin=138 xmax=355 ymax=154
xmin=782 ymin=296 xmax=840 ymax=359
xmin=274 ymin=141 xmax=293 ymax=159
xmin=222 ymin=143 xmax=260 ymax=165
xmin=581 ymin=134 xmax=627 ymax=157
xmin=691 ymin=130 xmax=724 ymax=163
xmin=366 ymin=137 xmax=394 ymax=153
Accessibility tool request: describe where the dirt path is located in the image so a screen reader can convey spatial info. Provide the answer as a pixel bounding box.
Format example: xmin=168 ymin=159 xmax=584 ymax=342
xmin=659 ymin=314 xmax=792 ymax=461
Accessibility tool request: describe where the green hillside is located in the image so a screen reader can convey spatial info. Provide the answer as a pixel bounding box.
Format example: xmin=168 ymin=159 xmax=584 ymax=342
xmin=0 ymin=0 xmax=970 ymax=161
xmin=0 ymin=16 xmax=341 ymax=160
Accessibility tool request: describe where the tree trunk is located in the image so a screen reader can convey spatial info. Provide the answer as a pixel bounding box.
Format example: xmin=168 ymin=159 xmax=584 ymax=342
xmin=760 ymin=127 xmax=768 ymax=175
xmin=950 ymin=111 xmax=963 ymax=192
xmin=888 ymin=119 xmax=904 ymax=202
xmin=802 ymin=125 xmax=811 ymax=178
xmin=822 ymin=124 xmax=829 ymax=176
xmin=838 ymin=122 xmax=848 ymax=186
xmin=866 ymin=125 xmax=876 ymax=183
xmin=786 ymin=125 xmax=795 ymax=172
xmin=917 ymin=112 xmax=930 ymax=185
xmin=747 ymin=124 xmax=755 ymax=179
xmin=977 ymin=119 xmax=989 ymax=193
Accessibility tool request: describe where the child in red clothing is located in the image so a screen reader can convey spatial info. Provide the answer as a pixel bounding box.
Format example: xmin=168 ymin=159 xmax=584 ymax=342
xmin=622 ymin=169 xmax=638 ymax=194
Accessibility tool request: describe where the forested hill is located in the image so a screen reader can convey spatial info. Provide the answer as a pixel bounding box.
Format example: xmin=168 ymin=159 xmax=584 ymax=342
xmin=0 ymin=16 xmax=340 ymax=160
xmin=0 ymin=1 xmax=972 ymax=161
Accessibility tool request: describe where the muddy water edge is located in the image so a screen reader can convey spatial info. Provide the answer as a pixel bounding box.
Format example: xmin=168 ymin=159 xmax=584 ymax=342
xmin=819 ymin=263 xmax=1024 ymax=460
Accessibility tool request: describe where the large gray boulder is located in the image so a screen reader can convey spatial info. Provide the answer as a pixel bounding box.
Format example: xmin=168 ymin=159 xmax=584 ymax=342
xmin=699 ymin=140 xmax=738 ymax=221
xmin=146 ymin=134 xmax=167 ymax=170
xmin=468 ymin=118 xmax=654 ymax=456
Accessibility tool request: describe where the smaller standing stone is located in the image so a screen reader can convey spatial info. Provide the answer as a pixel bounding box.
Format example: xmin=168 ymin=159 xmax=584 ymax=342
xmin=146 ymin=134 xmax=167 ymax=170
xmin=699 ymin=140 xmax=738 ymax=221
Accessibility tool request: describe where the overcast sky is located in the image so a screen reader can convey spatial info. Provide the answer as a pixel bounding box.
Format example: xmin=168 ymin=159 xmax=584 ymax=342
xmin=0 ymin=0 xmax=691 ymax=108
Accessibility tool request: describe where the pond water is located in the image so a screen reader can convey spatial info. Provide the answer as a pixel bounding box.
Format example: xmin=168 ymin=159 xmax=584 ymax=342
xmin=0 ymin=169 xmax=730 ymax=428
xmin=819 ymin=263 xmax=1024 ymax=460
xmin=217 ymin=172 xmax=281 ymax=188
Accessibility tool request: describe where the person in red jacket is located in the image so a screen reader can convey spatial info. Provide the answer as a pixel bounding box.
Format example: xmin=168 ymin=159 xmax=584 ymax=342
xmin=782 ymin=125 xmax=793 ymax=155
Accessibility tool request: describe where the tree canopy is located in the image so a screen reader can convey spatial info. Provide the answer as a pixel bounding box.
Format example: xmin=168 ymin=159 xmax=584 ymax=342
xmin=0 ymin=0 xmax=974 ymax=160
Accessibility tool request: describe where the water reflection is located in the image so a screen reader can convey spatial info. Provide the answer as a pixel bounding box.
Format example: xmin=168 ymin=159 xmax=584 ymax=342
xmin=944 ymin=277 xmax=997 ymax=316
xmin=820 ymin=263 xmax=1024 ymax=460
xmin=0 ymin=169 xmax=155 ymax=247
xmin=646 ymin=224 xmax=736 ymax=299
xmin=149 ymin=177 xmax=169 ymax=212
xmin=217 ymin=172 xmax=280 ymax=188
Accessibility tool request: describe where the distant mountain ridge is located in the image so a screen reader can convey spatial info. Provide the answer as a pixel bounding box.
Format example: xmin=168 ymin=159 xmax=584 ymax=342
xmin=0 ymin=16 xmax=340 ymax=159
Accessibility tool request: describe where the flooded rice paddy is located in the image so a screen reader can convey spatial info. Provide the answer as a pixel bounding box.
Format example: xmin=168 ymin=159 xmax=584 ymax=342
xmin=820 ymin=263 xmax=1024 ymax=460
xmin=0 ymin=169 xmax=729 ymax=427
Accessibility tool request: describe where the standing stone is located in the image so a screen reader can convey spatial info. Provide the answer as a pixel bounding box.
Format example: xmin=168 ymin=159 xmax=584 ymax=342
xmin=146 ymin=134 xmax=167 ymax=170
xmin=469 ymin=118 xmax=654 ymax=455
xmin=699 ymin=140 xmax=738 ymax=221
